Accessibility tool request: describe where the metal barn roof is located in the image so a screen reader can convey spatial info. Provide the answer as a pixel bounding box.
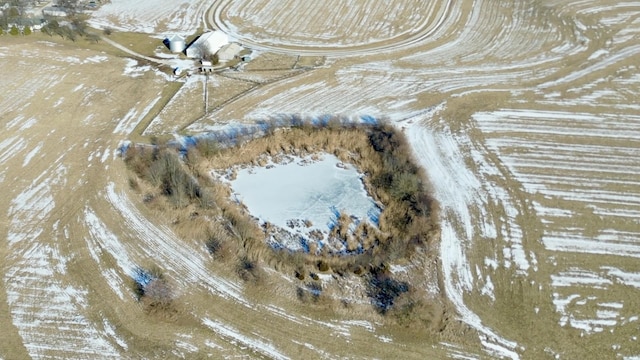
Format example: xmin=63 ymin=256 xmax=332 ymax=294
xmin=185 ymin=31 xmax=229 ymax=59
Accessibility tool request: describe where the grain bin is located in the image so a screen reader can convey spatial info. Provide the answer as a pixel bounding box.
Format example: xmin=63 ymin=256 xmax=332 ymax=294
xmin=168 ymin=35 xmax=186 ymax=53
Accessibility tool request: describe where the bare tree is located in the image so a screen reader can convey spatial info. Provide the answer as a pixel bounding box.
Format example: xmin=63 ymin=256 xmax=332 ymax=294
xmin=56 ymin=0 xmax=79 ymax=14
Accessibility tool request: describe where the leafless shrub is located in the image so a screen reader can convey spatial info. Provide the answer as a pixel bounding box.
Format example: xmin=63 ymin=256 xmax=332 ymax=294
xmin=126 ymin=147 xmax=211 ymax=208
xmin=131 ymin=266 xmax=174 ymax=312
xmin=390 ymin=172 xmax=421 ymax=202
xmin=353 ymin=265 xmax=365 ymax=276
xmin=297 ymin=282 xmax=323 ymax=303
xmin=366 ymin=267 xmax=409 ymax=314
xmin=237 ymin=256 xmax=262 ymax=283
xmin=123 ymin=145 xmax=155 ymax=176
xmin=205 ymin=234 xmax=226 ymax=259
xmin=143 ymin=278 xmax=173 ymax=309
xmin=128 ymin=177 xmax=139 ymax=190
xmin=317 ymin=260 xmax=330 ymax=272
xmin=388 ymin=288 xmax=445 ymax=331
xmin=85 ymin=33 xmax=100 ymax=43
xmin=195 ymin=138 xmax=221 ymax=157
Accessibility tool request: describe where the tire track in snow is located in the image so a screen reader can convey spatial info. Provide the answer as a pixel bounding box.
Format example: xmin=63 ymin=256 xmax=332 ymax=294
xmin=404 ymin=122 xmax=520 ymax=359
xmin=475 ymin=109 xmax=640 ymax=258
xmin=203 ymin=318 xmax=289 ymax=360
xmin=105 ymin=182 xmax=248 ymax=306
xmin=5 ymin=163 xmax=121 ymax=359
xmin=208 ymin=0 xmax=454 ymax=56
xmin=475 ymin=106 xmax=640 ymax=338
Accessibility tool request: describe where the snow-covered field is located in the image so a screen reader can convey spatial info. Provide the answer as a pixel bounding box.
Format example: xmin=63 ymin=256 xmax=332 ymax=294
xmin=193 ymin=0 xmax=640 ymax=357
xmin=88 ymin=0 xmax=209 ymax=34
xmin=2 ymin=0 xmax=640 ymax=359
xmin=213 ymin=0 xmax=444 ymax=49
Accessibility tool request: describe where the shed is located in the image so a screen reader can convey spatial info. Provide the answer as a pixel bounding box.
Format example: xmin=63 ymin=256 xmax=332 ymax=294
xmin=217 ymin=43 xmax=243 ymax=63
xmin=167 ymin=34 xmax=185 ymax=53
xmin=186 ymin=31 xmax=229 ymax=59
xmin=200 ymin=60 xmax=214 ymax=72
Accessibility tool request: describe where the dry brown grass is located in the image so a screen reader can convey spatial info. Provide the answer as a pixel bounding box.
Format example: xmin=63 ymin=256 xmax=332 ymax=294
xmin=123 ymin=121 xmax=440 ymax=322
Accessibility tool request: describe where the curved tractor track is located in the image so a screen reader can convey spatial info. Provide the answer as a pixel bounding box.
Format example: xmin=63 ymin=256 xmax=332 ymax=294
xmin=2 ymin=0 xmax=640 ymax=359
xmin=207 ymin=0 xmax=454 ymax=56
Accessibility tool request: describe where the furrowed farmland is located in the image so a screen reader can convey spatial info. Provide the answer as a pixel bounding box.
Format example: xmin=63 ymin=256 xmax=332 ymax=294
xmin=1 ymin=0 xmax=639 ymax=359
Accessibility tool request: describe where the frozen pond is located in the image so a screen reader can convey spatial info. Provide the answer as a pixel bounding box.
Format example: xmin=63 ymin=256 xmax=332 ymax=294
xmin=227 ymin=154 xmax=381 ymax=251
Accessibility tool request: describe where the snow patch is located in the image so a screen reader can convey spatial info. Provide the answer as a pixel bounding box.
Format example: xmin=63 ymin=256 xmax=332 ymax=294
xmin=22 ymin=141 xmax=43 ymax=167
xmin=102 ymin=319 xmax=128 ymax=350
xmin=203 ymin=318 xmax=289 ymax=360
xmin=224 ymin=154 xmax=380 ymax=252
xmin=113 ymin=96 xmax=161 ymax=135
xmin=404 ymin=121 xmax=519 ymax=359
xmin=123 ymin=59 xmax=152 ymax=78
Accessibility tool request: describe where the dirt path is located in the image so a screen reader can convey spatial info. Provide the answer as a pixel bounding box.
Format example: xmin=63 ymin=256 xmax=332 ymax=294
xmin=100 ymin=36 xmax=168 ymax=65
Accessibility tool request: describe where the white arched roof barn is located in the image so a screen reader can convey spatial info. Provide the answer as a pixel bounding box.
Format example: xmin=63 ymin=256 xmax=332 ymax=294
xmin=185 ymin=31 xmax=229 ymax=59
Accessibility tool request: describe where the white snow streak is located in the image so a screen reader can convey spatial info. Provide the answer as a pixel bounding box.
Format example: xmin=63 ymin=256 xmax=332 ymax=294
xmin=105 ymin=183 xmax=248 ymax=305
xmin=405 ymin=121 xmax=519 ymax=359
xmin=203 ymin=318 xmax=289 ymax=360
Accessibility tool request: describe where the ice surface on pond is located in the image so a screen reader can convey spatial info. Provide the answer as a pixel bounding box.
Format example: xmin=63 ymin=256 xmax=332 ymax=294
xmin=228 ymin=154 xmax=380 ymax=251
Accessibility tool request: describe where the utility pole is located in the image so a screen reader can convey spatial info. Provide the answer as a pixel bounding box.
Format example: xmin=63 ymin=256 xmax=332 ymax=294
xmin=204 ymin=72 xmax=209 ymax=114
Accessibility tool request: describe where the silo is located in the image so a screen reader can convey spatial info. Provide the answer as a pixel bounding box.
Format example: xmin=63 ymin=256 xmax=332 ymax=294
xmin=169 ymin=35 xmax=185 ymax=53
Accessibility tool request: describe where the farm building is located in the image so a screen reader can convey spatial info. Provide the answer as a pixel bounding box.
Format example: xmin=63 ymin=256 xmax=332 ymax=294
xmin=167 ymin=34 xmax=186 ymax=53
xmin=217 ymin=43 xmax=243 ymax=63
xmin=185 ymin=30 xmax=229 ymax=59
xmin=42 ymin=6 xmax=68 ymax=17
xmin=200 ymin=60 xmax=214 ymax=73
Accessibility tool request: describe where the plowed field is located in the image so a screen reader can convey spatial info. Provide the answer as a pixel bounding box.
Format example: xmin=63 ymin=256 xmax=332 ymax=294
xmin=1 ymin=0 xmax=639 ymax=358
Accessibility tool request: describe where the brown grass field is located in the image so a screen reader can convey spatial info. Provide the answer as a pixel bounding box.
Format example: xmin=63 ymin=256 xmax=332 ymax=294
xmin=124 ymin=123 xmax=446 ymax=328
xmin=1 ymin=0 xmax=640 ymax=358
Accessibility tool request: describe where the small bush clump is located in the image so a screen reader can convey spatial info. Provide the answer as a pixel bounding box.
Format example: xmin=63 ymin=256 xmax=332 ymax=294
xmin=296 ymin=282 xmax=323 ymax=303
xmin=366 ymin=266 xmax=409 ymax=314
xmin=132 ymin=266 xmax=173 ymax=311
xmin=237 ymin=256 xmax=262 ymax=284
xmin=124 ymin=146 xmax=212 ymax=208
xmin=205 ymin=235 xmax=223 ymax=257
